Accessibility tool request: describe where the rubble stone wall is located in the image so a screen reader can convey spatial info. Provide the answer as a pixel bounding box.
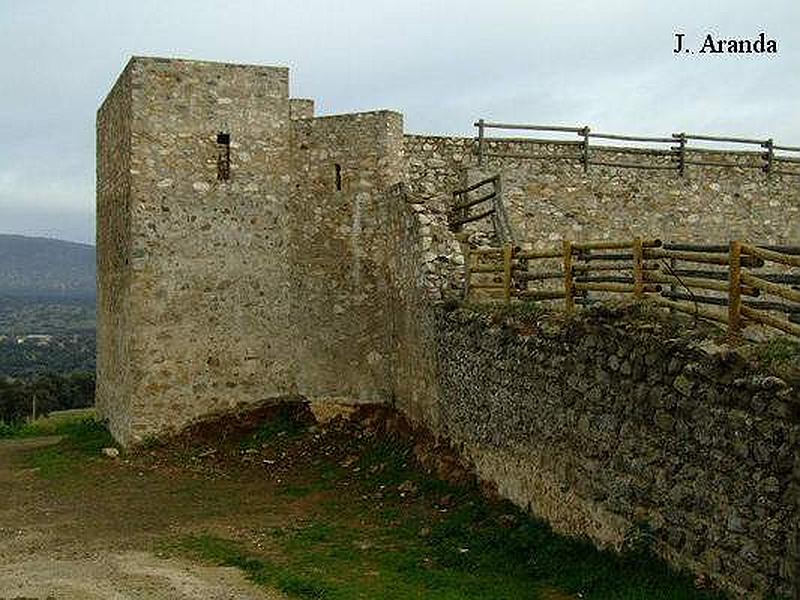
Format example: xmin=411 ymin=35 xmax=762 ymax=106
xmin=430 ymin=305 xmax=799 ymax=598
xmin=404 ymin=134 xmax=800 ymax=246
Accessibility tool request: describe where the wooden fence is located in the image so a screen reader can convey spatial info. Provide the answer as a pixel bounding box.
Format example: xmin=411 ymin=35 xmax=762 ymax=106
xmin=474 ymin=120 xmax=800 ymax=177
xmin=466 ymin=239 xmax=800 ymax=338
xmin=449 ymin=175 xmax=515 ymax=243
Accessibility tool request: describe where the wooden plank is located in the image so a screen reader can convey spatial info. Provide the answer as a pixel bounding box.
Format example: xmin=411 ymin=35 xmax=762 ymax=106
xmin=449 ymin=207 xmax=495 ymax=227
xmin=650 ymin=297 xmax=729 ymax=324
xmin=644 ymin=248 xmax=764 ymax=267
xmin=645 ymin=273 xmax=758 ymax=296
xmin=741 ymin=272 xmax=800 ymax=303
xmin=592 ymin=146 xmax=677 ymax=157
xmin=741 ymin=244 xmax=800 ymax=268
xmin=728 ymin=240 xmax=742 ymax=340
xmin=661 ymin=290 xmax=800 ymax=313
xmin=516 ymin=271 xmax=564 ymax=282
xmin=481 ymin=138 xmax=584 ymax=146
xmin=683 ymin=133 xmax=765 ymax=145
xmin=670 ymin=269 xmax=800 ymax=284
xmin=759 ymin=245 xmax=800 ymax=256
xmin=574 ymin=275 xmax=634 ymax=284
xmin=663 ymin=243 xmax=728 ymax=252
xmin=579 ymin=252 xmax=633 ymax=262
xmin=478 ymin=122 xmax=585 ymax=133
xmin=470 ymin=248 xmax=503 ymax=256
xmin=574 ymin=282 xmax=661 ymax=293
xmin=573 ymin=262 xmax=659 ymax=272
xmin=563 ymin=240 xmax=574 ymax=314
xmin=573 ymin=239 xmax=661 ymax=251
xmin=589 ymin=132 xmax=675 ymax=143
xmin=741 ymin=306 xmax=800 ymax=337
xmin=452 ymin=176 xmax=498 ymax=196
xmin=452 ymin=190 xmax=497 ymax=211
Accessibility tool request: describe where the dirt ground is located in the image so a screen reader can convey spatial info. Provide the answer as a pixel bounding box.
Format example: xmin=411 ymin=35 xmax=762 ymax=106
xmin=0 ymin=437 xmax=285 ymax=600
xmin=0 ymin=406 xmax=715 ymax=600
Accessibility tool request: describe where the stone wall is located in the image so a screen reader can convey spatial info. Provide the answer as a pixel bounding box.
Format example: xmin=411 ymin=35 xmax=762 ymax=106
xmin=97 ymin=57 xmax=800 ymax=597
xmin=97 ymin=57 xmax=298 ymax=445
xmin=430 ymin=304 xmax=799 ymax=598
xmin=380 ymin=182 xmax=465 ymax=430
xmin=404 ymin=135 xmax=800 ymax=246
xmin=96 ymin=62 xmax=134 ymax=438
xmin=288 ymin=110 xmax=404 ymax=404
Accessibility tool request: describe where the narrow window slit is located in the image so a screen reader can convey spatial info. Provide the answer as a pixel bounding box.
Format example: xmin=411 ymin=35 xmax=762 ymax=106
xmin=217 ymin=132 xmax=231 ymax=181
xmin=334 ymin=163 xmax=342 ymax=191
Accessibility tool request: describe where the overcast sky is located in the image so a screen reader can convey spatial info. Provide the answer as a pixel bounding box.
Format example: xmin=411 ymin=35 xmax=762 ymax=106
xmin=1 ymin=0 xmax=798 ymax=244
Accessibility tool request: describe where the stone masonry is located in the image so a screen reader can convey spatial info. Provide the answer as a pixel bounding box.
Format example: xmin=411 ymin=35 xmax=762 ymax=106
xmin=97 ymin=57 xmax=798 ymax=597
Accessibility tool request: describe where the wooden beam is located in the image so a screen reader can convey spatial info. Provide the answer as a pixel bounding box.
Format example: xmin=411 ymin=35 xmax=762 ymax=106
xmin=741 ymin=306 xmax=800 ymax=337
xmin=741 ymin=272 xmax=800 ymax=303
xmin=741 ymin=244 xmax=800 ymax=268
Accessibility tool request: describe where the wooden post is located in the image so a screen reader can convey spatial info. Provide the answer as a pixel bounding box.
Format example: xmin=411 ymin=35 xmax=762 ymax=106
xmin=31 ymin=393 xmax=37 ymax=422
xmin=763 ymin=138 xmax=774 ymax=177
xmin=675 ymin=132 xmax=686 ymax=177
xmin=563 ymin=240 xmax=575 ymax=313
xmin=503 ymin=242 xmax=513 ymax=304
xmin=581 ymin=127 xmax=590 ymax=172
xmin=728 ymin=240 xmax=742 ymax=342
xmin=477 ymin=119 xmax=485 ymax=167
xmin=633 ymin=237 xmax=644 ymax=299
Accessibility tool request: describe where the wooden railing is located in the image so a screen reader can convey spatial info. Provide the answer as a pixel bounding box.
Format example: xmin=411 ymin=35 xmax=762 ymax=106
xmin=474 ymin=120 xmax=800 ymax=177
xmin=466 ymin=239 xmax=800 ymax=338
xmin=449 ymin=175 xmax=514 ymax=243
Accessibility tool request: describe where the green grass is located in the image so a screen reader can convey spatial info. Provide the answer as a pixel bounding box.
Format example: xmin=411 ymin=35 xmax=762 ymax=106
xmin=0 ymin=408 xmax=96 ymax=439
xmin=751 ymin=337 xmax=800 ymax=365
xmin=166 ymin=439 xmax=725 ymax=600
xmin=23 ymin=415 xmax=116 ymax=478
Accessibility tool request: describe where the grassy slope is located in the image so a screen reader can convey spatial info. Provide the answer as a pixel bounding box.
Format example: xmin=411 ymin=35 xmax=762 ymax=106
xmin=10 ymin=409 xmax=759 ymax=599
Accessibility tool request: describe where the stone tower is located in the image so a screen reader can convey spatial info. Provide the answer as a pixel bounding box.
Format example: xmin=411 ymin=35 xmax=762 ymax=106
xmin=97 ymin=57 xmax=406 ymax=445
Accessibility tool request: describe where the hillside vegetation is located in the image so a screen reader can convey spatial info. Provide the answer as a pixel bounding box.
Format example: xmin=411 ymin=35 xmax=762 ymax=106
xmin=0 ymin=234 xmax=95 ymax=297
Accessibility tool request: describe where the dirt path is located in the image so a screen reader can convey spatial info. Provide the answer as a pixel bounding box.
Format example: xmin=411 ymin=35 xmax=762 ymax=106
xmin=0 ymin=437 xmax=285 ymax=600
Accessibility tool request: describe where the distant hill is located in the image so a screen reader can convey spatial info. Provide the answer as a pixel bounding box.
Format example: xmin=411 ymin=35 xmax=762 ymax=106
xmin=0 ymin=235 xmax=95 ymax=298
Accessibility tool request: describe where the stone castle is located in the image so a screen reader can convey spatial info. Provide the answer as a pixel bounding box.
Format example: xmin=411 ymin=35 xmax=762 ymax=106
xmin=97 ymin=57 xmax=799 ymax=597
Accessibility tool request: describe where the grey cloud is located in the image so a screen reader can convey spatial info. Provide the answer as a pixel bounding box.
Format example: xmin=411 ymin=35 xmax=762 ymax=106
xmin=0 ymin=0 xmax=797 ymax=243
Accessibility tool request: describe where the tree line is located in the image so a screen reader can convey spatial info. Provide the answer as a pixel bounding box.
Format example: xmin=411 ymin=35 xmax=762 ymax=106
xmin=0 ymin=371 xmax=94 ymax=425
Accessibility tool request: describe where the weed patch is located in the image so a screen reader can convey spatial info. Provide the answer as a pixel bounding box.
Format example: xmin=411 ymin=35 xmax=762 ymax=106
xmin=165 ymin=428 xmax=724 ymax=599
